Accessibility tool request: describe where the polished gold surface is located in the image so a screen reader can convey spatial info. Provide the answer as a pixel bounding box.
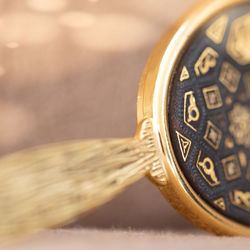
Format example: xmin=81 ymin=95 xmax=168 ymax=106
xmin=137 ymin=0 xmax=250 ymax=237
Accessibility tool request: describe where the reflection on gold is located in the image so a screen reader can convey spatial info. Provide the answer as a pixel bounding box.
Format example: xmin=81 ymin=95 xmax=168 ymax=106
xmin=26 ymin=0 xmax=68 ymax=12
xmin=227 ymin=13 xmax=250 ymax=65
xmin=58 ymin=12 xmax=96 ymax=28
xmin=229 ymin=104 xmax=250 ymax=148
xmin=0 ymin=13 xmax=60 ymax=45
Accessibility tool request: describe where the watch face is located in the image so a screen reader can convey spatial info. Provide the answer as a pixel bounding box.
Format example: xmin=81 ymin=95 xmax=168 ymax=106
xmin=168 ymin=3 xmax=250 ymax=226
xmin=137 ymin=0 xmax=250 ymax=236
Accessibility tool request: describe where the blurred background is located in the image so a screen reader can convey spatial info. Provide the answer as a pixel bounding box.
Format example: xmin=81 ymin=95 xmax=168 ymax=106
xmin=0 ymin=0 xmax=201 ymax=232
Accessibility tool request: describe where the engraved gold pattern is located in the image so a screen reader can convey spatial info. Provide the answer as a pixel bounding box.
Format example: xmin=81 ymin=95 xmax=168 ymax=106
xmin=196 ymin=150 xmax=220 ymax=187
xmin=238 ymin=151 xmax=247 ymax=168
xmin=222 ymin=155 xmax=242 ymax=181
xmin=194 ymin=47 xmax=219 ymax=76
xmin=230 ymin=190 xmax=250 ymax=212
xmin=227 ymin=13 xmax=250 ymax=65
xmin=184 ymin=91 xmax=200 ymax=132
xmin=204 ymin=120 xmax=222 ymax=150
xmin=213 ymin=198 xmax=226 ymax=211
xmin=219 ymin=61 xmax=241 ymax=93
xmin=176 ymin=131 xmax=192 ymax=162
xmin=225 ymin=137 xmax=234 ymax=149
xmin=202 ymin=85 xmax=223 ymax=110
xmin=180 ymin=66 xmax=190 ymax=82
xmin=229 ymin=104 xmax=250 ymax=148
xmin=206 ymin=15 xmax=228 ymax=44
xmin=138 ymin=0 xmax=250 ymax=237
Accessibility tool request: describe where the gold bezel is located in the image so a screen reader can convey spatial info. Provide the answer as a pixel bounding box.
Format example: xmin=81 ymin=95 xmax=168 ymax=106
xmin=137 ymin=0 xmax=250 ymax=236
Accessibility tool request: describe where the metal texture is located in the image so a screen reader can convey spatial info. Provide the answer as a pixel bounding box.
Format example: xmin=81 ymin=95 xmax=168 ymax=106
xmin=138 ymin=0 xmax=250 ymax=236
xmin=168 ymin=4 xmax=250 ymax=226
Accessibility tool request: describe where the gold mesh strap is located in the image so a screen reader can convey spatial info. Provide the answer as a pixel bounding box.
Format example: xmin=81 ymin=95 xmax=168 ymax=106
xmin=0 ymin=120 xmax=161 ymax=240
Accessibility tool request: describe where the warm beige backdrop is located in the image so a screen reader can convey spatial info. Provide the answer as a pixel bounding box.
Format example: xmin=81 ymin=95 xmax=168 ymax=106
xmin=1 ymin=0 xmax=250 ymax=248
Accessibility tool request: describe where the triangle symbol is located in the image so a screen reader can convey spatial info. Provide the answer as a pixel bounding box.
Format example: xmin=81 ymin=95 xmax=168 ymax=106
xmin=213 ymin=198 xmax=226 ymax=211
xmin=176 ymin=131 xmax=192 ymax=162
xmin=206 ymin=15 xmax=228 ymax=44
xmin=180 ymin=66 xmax=190 ymax=82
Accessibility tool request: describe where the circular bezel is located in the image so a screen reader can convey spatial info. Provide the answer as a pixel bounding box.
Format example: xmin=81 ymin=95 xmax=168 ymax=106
xmin=137 ymin=0 xmax=250 ymax=236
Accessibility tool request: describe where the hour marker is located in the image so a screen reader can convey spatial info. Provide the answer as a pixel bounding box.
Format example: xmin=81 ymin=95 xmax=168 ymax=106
xmin=196 ymin=150 xmax=220 ymax=187
xmin=204 ymin=121 xmax=222 ymax=150
xmin=194 ymin=47 xmax=218 ymax=77
xmin=213 ymin=197 xmax=226 ymax=211
xmin=180 ymin=66 xmax=190 ymax=82
xmin=206 ymin=15 xmax=228 ymax=44
xmin=202 ymin=85 xmax=223 ymax=110
xmin=184 ymin=91 xmax=200 ymax=132
xmin=219 ymin=61 xmax=241 ymax=93
xmin=176 ymin=131 xmax=192 ymax=162
xmin=230 ymin=190 xmax=250 ymax=212
xmin=222 ymin=155 xmax=242 ymax=181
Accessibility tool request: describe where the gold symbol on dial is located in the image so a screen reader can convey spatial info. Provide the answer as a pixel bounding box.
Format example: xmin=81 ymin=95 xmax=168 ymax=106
xmin=230 ymin=190 xmax=250 ymax=212
xmin=206 ymin=15 xmax=228 ymax=44
xmin=176 ymin=131 xmax=192 ymax=162
xmin=219 ymin=61 xmax=241 ymax=93
xmin=204 ymin=121 xmax=222 ymax=150
xmin=194 ymin=47 xmax=218 ymax=76
xmin=180 ymin=66 xmax=190 ymax=82
xmin=184 ymin=91 xmax=200 ymax=132
xmin=213 ymin=197 xmax=226 ymax=211
xmin=196 ymin=150 xmax=220 ymax=186
xmin=224 ymin=136 xmax=234 ymax=149
xmin=238 ymin=151 xmax=247 ymax=168
xmin=229 ymin=104 xmax=250 ymax=148
xmin=202 ymin=85 xmax=223 ymax=110
xmin=222 ymin=155 xmax=242 ymax=181
xmin=227 ymin=13 xmax=250 ymax=65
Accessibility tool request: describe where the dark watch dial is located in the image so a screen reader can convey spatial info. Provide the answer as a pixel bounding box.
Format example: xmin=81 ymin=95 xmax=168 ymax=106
xmin=168 ymin=4 xmax=250 ymax=226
